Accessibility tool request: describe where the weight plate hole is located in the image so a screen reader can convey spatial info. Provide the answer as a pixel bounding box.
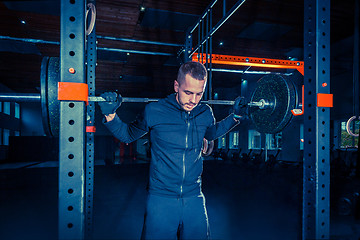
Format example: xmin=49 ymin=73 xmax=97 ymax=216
xmin=68 ymin=137 xmax=74 ymax=142
xmin=69 ymin=120 xmax=75 ymax=125
xmin=68 ymin=154 xmax=74 ymax=159
xmin=68 ymin=189 xmax=74 ymax=194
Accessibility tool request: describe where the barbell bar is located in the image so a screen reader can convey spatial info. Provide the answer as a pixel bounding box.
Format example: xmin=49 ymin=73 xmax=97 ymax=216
xmin=0 ymin=92 xmax=270 ymax=108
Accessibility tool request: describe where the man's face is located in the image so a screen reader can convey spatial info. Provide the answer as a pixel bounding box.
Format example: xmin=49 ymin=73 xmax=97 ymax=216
xmin=174 ymin=73 xmax=206 ymax=112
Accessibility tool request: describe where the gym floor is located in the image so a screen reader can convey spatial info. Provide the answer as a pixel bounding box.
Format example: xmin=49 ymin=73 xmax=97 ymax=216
xmin=0 ymin=159 xmax=359 ymax=240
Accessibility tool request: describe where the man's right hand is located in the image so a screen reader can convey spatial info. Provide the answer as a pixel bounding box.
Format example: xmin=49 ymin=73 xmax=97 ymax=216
xmin=98 ymin=92 xmax=122 ymax=116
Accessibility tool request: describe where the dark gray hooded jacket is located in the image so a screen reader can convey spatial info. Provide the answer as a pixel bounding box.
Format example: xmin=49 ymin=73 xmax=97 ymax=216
xmin=104 ymin=93 xmax=239 ymax=197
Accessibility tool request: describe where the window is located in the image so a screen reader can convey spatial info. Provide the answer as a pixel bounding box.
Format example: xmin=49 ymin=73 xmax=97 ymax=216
xmin=229 ymin=132 xmax=239 ymax=149
xmin=248 ymin=129 xmax=261 ymax=149
xmin=15 ymin=103 xmax=20 ymax=118
xmin=340 ymin=120 xmax=359 ymax=148
xmin=266 ymin=132 xmax=282 ymax=150
xmin=218 ymin=136 xmax=226 ymax=149
xmin=3 ymin=102 xmax=10 ymax=115
xmin=3 ymin=129 xmax=10 ymax=146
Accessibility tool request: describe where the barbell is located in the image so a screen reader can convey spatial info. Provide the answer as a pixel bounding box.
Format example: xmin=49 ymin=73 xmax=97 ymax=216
xmin=0 ymin=56 xmax=299 ymax=137
xmin=0 ymin=93 xmax=271 ymax=105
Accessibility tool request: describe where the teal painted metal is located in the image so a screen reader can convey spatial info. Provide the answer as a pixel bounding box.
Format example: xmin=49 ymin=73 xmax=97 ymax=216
xmin=85 ymin=2 xmax=96 ymax=237
xmin=58 ymin=0 xmax=86 ymax=239
xmin=303 ymin=0 xmax=331 ymax=239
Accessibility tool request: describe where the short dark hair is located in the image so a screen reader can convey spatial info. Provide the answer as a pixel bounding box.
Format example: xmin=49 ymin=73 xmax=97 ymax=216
xmin=177 ymin=61 xmax=207 ymax=85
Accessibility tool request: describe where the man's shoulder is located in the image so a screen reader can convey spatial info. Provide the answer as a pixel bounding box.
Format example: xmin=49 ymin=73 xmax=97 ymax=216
xmin=197 ymin=103 xmax=213 ymax=113
xmin=145 ymin=98 xmax=166 ymax=110
xmin=144 ymin=98 xmax=173 ymax=116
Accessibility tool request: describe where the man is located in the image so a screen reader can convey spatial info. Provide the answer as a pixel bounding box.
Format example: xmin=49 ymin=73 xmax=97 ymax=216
xmin=99 ymin=61 xmax=246 ymax=240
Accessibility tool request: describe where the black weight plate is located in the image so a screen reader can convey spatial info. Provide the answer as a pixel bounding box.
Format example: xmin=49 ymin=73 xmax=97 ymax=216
xmin=40 ymin=57 xmax=51 ymax=136
xmin=47 ymin=57 xmax=60 ymax=137
xmin=249 ymin=74 xmax=297 ymax=134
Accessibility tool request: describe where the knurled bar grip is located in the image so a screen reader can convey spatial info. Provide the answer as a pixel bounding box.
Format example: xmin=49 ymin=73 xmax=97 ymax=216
xmin=0 ymin=93 xmax=266 ymax=107
xmin=90 ymin=96 xmax=236 ymax=105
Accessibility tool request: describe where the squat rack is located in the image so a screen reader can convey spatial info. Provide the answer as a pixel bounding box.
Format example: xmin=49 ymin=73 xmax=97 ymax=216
xmin=184 ymin=1 xmax=331 ymax=240
xmin=56 ymin=0 xmax=331 ymax=239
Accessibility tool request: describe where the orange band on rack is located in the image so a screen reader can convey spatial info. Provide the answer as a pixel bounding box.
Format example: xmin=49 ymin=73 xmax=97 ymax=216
xmin=58 ymin=82 xmax=89 ymax=105
xmin=317 ymin=93 xmax=333 ymax=107
xmin=86 ymin=126 xmax=96 ymax=133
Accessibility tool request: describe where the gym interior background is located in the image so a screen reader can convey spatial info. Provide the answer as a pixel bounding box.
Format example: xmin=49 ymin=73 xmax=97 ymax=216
xmin=0 ymin=0 xmax=359 ymax=239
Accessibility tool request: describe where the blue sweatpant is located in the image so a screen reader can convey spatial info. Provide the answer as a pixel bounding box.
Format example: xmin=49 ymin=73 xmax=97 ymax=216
xmin=141 ymin=193 xmax=210 ymax=240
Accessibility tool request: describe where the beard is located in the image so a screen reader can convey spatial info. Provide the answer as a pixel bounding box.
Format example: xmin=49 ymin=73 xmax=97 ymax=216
xmin=176 ymin=94 xmax=196 ymax=111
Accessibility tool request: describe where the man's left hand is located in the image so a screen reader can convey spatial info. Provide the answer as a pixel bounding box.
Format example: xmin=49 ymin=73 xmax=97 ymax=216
xmin=233 ymin=96 xmax=248 ymax=120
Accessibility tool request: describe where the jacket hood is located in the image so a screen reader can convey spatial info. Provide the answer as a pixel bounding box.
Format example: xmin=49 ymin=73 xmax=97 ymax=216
xmin=164 ymin=93 xmax=182 ymax=110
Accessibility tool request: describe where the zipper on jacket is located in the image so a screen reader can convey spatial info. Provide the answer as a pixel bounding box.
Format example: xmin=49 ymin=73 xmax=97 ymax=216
xmin=180 ymin=112 xmax=190 ymax=197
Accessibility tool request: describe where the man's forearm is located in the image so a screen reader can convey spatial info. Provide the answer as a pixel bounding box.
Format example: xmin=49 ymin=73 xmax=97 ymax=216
xmin=205 ymin=114 xmax=240 ymax=141
xmin=103 ymin=112 xmax=148 ymax=143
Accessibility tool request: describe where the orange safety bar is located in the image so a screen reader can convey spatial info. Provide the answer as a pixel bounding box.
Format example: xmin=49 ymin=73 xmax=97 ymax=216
xmin=291 ymin=85 xmax=304 ymax=116
xmin=192 ymin=53 xmax=304 ymax=76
